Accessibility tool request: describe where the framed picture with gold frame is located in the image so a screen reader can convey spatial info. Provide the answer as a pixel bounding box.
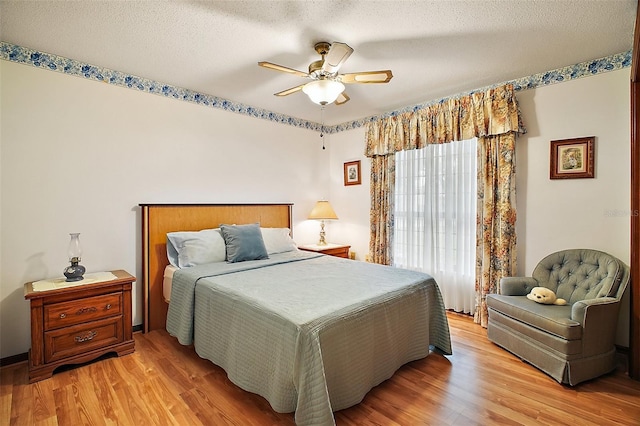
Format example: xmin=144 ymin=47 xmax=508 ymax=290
xmin=550 ymin=137 xmax=595 ymax=179
xmin=344 ymin=160 xmax=361 ymax=186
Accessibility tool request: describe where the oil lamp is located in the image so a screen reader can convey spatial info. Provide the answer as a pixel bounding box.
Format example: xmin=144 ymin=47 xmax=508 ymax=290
xmin=63 ymin=233 xmax=85 ymax=282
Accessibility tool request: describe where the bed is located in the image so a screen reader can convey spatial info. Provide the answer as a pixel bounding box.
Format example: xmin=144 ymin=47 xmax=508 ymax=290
xmin=140 ymin=203 xmax=452 ymax=426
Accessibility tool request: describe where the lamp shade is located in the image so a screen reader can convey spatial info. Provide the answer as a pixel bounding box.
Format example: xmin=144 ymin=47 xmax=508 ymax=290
xmin=308 ymin=200 xmax=338 ymax=220
xmin=302 ymin=79 xmax=345 ymax=105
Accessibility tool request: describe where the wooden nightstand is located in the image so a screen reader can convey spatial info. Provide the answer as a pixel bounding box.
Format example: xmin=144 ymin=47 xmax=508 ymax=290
xmin=298 ymin=243 xmax=351 ymax=259
xmin=24 ymin=269 xmax=135 ymax=383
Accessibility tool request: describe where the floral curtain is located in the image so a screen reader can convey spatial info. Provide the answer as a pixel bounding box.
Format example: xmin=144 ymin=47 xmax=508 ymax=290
xmin=474 ymin=133 xmax=518 ymax=327
xmin=369 ymin=154 xmax=395 ymax=265
xmin=365 ymin=84 xmax=524 ymax=325
xmin=365 ymin=85 xmax=524 ymax=157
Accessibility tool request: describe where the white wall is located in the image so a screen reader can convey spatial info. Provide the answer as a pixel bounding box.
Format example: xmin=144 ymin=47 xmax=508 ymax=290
xmin=515 ymin=68 xmax=630 ymax=272
xmin=1 ymin=60 xmax=632 ymax=358
xmin=0 ymin=60 xmax=328 ymax=358
xmin=328 ymin=69 xmax=632 ymax=345
xmin=326 ymin=128 xmax=371 ymax=261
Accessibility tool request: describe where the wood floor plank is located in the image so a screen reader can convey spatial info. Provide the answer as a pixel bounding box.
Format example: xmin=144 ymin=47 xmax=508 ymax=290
xmin=111 ymin=381 xmax=154 ymax=425
xmin=2 ymin=312 xmax=640 ymax=425
xmin=52 ymin=384 xmax=82 ymax=426
xmin=71 ymin=366 xmax=108 ymax=426
xmin=180 ymin=387 xmax=240 ymax=426
xmin=9 ymin=365 xmax=33 ymax=426
xmin=87 ymin=360 xmax=132 ymax=425
xmin=0 ymin=364 xmax=15 ymax=425
xmin=200 ymin=369 xmax=292 ymax=425
xmin=136 ymin=376 xmax=185 ymax=426
xmin=31 ymin=378 xmax=57 ymax=424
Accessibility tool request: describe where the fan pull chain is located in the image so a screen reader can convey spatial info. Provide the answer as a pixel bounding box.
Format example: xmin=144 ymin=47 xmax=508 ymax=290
xmin=320 ymin=105 xmax=325 ymax=150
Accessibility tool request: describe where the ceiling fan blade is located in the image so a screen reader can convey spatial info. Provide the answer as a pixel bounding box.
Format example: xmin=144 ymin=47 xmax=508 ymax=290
xmin=258 ymin=61 xmax=310 ymax=78
xmin=274 ymin=84 xmax=305 ymax=97
xmin=322 ymin=42 xmax=354 ymax=74
xmin=340 ymin=70 xmax=393 ymax=84
xmin=335 ymin=91 xmax=350 ymax=105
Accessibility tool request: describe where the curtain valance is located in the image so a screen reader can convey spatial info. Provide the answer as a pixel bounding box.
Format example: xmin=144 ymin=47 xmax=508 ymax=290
xmin=365 ymin=84 xmax=525 ymax=157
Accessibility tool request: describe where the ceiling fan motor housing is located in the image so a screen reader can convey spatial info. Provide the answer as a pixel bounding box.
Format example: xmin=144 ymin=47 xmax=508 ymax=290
xmin=309 ymin=42 xmax=332 ymax=76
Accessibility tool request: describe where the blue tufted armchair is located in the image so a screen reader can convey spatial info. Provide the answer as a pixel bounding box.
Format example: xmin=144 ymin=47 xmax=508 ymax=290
xmin=486 ymin=249 xmax=630 ymax=385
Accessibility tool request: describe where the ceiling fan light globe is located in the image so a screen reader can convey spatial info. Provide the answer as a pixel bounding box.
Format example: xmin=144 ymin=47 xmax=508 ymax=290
xmin=302 ymin=79 xmax=345 ymax=105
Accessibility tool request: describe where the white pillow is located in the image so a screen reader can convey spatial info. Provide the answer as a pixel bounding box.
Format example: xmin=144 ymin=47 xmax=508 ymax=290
xmin=261 ymin=227 xmax=298 ymax=255
xmin=166 ymin=228 xmax=226 ymax=267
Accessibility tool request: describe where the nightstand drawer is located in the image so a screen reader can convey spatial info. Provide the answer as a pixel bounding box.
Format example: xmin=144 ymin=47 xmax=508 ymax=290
xmin=44 ymin=292 xmax=122 ymax=330
xmin=298 ymin=244 xmax=351 ymax=259
xmin=44 ymin=316 xmax=124 ymax=363
xmin=319 ymin=246 xmax=350 ymax=258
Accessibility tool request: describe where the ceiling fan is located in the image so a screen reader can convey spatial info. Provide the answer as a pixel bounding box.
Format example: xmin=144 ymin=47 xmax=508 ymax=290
xmin=258 ymin=41 xmax=393 ymax=106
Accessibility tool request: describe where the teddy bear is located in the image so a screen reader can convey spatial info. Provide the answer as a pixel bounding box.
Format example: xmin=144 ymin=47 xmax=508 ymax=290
xmin=526 ymin=286 xmax=567 ymax=306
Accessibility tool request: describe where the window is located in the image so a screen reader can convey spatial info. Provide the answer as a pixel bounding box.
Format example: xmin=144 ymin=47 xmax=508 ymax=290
xmin=394 ymin=138 xmax=477 ymax=314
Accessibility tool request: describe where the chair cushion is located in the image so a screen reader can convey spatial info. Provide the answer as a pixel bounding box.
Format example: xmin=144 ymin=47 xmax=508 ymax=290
xmin=486 ymin=294 xmax=582 ymax=340
xmin=488 ymin=309 xmax=584 ymax=356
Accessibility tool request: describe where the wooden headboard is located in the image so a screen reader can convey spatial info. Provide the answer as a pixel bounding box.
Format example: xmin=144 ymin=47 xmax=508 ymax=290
xmin=140 ymin=203 xmax=293 ymax=332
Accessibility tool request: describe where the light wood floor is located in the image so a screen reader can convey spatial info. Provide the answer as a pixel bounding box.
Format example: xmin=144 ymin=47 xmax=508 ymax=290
xmin=2 ymin=312 xmax=640 ymax=425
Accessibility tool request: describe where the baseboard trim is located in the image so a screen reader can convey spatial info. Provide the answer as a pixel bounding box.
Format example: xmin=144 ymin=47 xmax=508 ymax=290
xmin=0 ymin=352 xmax=28 ymax=368
xmin=616 ymin=344 xmax=630 ymax=355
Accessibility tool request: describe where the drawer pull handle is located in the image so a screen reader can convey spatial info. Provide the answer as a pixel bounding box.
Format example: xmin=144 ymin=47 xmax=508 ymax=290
xmin=59 ymin=313 xmax=67 ymax=319
xmin=75 ymin=307 xmax=97 ymax=315
xmin=106 ymin=304 xmax=112 ymax=310
xmin=74 ymin=331 xmax=97 ymax=343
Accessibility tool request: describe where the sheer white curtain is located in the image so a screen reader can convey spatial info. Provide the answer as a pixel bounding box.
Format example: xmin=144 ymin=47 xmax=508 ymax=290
xmin=393 ymin=138 xmax=477 ymax=314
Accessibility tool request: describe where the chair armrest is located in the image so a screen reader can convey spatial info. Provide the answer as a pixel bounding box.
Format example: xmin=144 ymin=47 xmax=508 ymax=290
xmin=499 ymin=277 xmax=537 ymax=296
xmin=571 ymin=297 xmax=621 ymax=356
xmin=571 ymin=297 xmax=618 ymax=324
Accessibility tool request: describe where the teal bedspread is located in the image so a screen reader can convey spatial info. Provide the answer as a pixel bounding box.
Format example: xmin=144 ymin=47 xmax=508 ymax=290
xmin=166 ymin=251 xmax=451 ymax=426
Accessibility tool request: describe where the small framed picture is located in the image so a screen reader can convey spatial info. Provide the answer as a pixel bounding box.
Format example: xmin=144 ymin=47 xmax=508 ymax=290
xmin=550 ymin=137 xmax=595 ymax=179
xmin=344 ymin=160 xmax=361 ymax=186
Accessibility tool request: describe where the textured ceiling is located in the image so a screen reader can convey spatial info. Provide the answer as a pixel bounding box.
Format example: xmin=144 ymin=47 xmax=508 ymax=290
xmin=0 ymin=0 xmax=636 ymax=126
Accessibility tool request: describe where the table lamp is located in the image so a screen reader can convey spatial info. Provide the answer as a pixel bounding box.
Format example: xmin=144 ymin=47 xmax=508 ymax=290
xmin=308 ymin=200 xmax=338 ymax=245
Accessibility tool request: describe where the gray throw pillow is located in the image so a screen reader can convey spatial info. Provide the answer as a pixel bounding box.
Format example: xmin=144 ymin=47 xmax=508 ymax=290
xmin=220 ymin=223 xmax=269 ymax=263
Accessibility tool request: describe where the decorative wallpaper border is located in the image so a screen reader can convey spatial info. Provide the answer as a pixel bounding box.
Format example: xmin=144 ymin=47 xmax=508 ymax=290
xmin=333 ymin=49 xmax=632 ymax=132
xmin=0 ymin=41 xmax=631 ymax=134
xmin=0 ymin=42 xmax=323 ymax=132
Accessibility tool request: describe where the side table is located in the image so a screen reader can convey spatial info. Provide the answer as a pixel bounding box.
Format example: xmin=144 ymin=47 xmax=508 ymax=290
xmin=24 ymin=269 xmax=135 ymax=382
